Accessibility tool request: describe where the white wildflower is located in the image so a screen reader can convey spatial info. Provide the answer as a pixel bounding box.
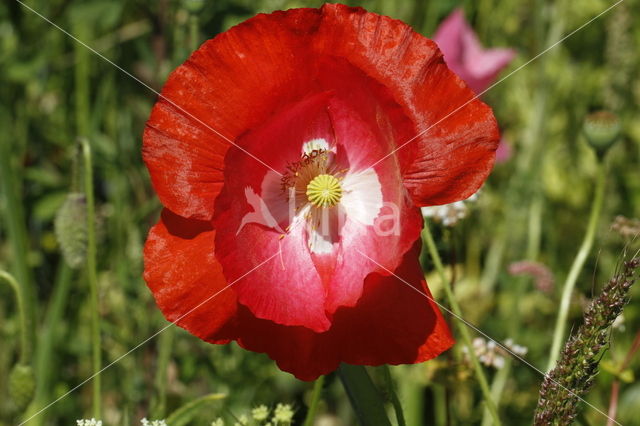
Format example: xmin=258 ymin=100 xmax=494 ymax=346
xmin=463 ymin=337 xmax=528 ymax=369
xmin=141 ymin=418 xmax=167 ymax=426
xmin=273 ymin=403 xmax=294 ymax=423
xmin=252 ymin=405 xmax=270 ymax=421
xmin=211 ymin=418 xmax=224 ymax=426
xmin=233 ymin=414 xmax=248 ymax=426
xmin=503 ymin=338 xmax=528 ymax=357
xmin=76 ymin=420 xmax=102 ymax=426
xmin=421 ymin=192 xmax=479 ymax=227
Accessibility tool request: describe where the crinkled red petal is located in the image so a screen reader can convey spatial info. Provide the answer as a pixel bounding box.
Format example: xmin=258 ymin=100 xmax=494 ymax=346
xmin=309 ymin=5 xmax=499 ymax=205
xmin=142 ymin=8 xmax=323 ymax=219
xmin=144 ymin=4 xmax=498 ymax=219
xmin=143 ymin=209 xmax=237 ymax=342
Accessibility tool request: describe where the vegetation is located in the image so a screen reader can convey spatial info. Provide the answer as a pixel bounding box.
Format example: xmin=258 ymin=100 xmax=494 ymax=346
xmin=1 ymin=0 xmax=639 ymax=424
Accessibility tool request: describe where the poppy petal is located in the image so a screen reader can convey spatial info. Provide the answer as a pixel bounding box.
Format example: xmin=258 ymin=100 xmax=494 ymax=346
xmin=143 ymin=209 xmax=236 ymax=342
xmin=311 ymin=4 xmax=500 ymax=206
xmin=320 ymin=92 xmax=423 ymax=313
xmin=217 ymin=209 xmax=332 ymax=333
xmin=232 ymin=242 xmax=454 ymax=381
xmin=213 ymin=93 xmax=335 ymax=332
xmin=214 ymin=74 xmax=423 ymax=324
xmin=142 ymin=8 xmax=324 ymax=219
xmin=144 ymin=4 xmax=498 ymax=218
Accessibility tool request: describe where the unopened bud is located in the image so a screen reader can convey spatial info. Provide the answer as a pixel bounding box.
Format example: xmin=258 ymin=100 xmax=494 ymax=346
xmin=54 ymin=193 xmax=87 ymax=268
xmin=9 ymin=364 xmax=36 ymax=412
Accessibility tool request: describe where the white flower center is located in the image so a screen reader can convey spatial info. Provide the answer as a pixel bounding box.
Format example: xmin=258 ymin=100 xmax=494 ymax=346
xmin=252 ymin=138 xmax=384 ymax=254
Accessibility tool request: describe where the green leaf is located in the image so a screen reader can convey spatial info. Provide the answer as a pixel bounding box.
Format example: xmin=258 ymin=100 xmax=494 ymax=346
xmin=68 ymin=1 xmax=124 ymax=30
xmin=34 ymin=191 xmax=67 ymax=222
xmin=619 ymin=369 xmax=635 ymax=383
xmin=165 ymin=393 xmax=226 ymax=426
xmin=338 ymin=364 xmax=392 ymax=426
xmin=600 ymin=360 xmax=635 ymax=383
xmin=24 ymin=167 xmax=63 ymax=188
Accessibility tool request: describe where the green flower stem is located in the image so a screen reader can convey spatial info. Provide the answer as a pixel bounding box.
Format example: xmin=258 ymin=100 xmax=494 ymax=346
xmin=166 ymin=393 xmax=226 ymax=425
xmin=27 ymin=261 xmax=73 ymax=426
xmin=0 ymin=271 xmax=29 ymax=365
xmin=482 ymin=195 xmax=543 ymax=425
xmin=527 ymin=194 xmax=544 ymax=261
xmin=547 ymin=161 xmax=607 ymax=371
xmin=338 ymin=364 xmax=392 ymax=426
xmin=189 ymin=14 xmax=199 ymax=52
xmin=479 ymin=224 xmax=507 ymax=291
xmin=81 ymin=139 xmax=102 ymax=418
xmin=422 ymin=220 xmax=501 ymax=425
xmin=0 ymin=131 xmax=35 ymax=363
xmin=420 ymin=0 xmax=438 ymax=36
xmin=477 ymin=0 xmax=494 ymax=40
xmin=73 ymin=19 xmax=90 ymax=137
xmin=398 ymin=367 xmax=424 ymax=426
xmin=481 ymin=273 xmax=533 ymax=425
xmin=73 ymin=16 xmax=100 ymax=416
xmin=480 ymin=5 xmax=566 ymax=422
xmin=377 ymin=0 xmax=395 ymax=17
xmin=481 ymin=358 xmax=512 ymax=426
xmin=432 ymin=383 xmax=447 ymax=426
xmin=482 ymin=2 xmax=565 ymax=289
xmin=302 ymin=374 xmax=325 ymax=426
xmin=382 ymin=365 xmax=406 ymax=426
xmin=152 ymin=326 xmax=175 ymax=419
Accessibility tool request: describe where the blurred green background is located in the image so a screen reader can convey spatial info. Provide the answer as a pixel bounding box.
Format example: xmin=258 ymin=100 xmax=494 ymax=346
xmin=1 ymin=0 xmax=639 ymax=424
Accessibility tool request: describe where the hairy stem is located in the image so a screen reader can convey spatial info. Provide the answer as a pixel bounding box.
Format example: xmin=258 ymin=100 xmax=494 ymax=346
xmin=547 ymin=162 xmax=607 ymax=371
xmin=0 ymin=122 xmax=35 ymax=363
xmin=81 ymin=139 xmax=102 ymax=418
xmin=606 ymin=330 xmax=640 ymax=425
xmin=338 ymin=364 xmax=392 ymax=426
xmin=152 ymin=326 xmax=174 ymax=419
xmin=303 ymin=374 xmax=325 ymax=426
xmin=27 ymin=262 xmax=73 ymax=426
xmin=0 ymin=271 xmax=29 ymax=365
xmin=382 ymin=365 xmax=406 ymax=426
xmin=189 ymin=14 xmax=199 ymax=52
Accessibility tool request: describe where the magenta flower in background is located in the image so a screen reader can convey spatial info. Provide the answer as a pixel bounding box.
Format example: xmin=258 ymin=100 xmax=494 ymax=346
xmin=433 ymin=8 xmax=516 ymax=94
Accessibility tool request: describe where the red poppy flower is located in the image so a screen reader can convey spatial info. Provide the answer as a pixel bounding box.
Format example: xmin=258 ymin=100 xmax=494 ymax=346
xmin=143 ymin=4 xmax=499 ymax=380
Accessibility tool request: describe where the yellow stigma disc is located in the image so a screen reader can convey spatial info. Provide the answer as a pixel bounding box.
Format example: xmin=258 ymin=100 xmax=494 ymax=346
xmin=306 ymin=174 xmax=342 ymax=208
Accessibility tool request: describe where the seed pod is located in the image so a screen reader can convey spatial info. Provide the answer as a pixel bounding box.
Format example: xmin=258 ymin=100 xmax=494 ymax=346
xmin=9 ymin=364 xmax=36 ymax=412
xmin=583 ymin=111 xmax=621 ymax=157
xmin=54 ymin=192 xmax=87 ymax=268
